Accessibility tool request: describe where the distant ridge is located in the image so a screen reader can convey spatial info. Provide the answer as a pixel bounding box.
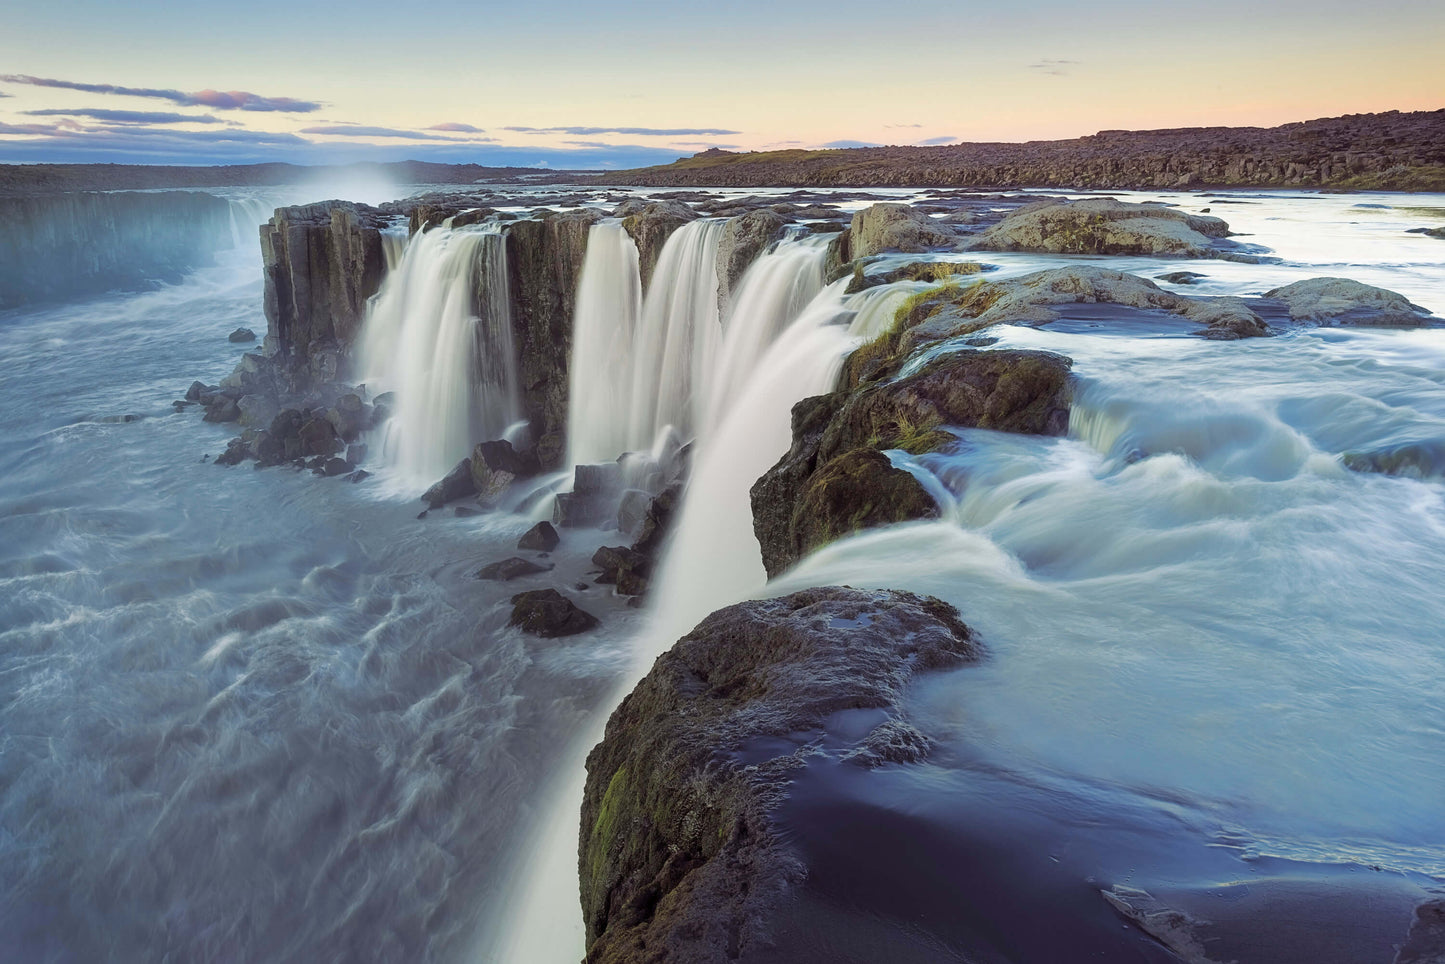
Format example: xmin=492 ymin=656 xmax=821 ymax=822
xmin=595 ymin=110 xmax=1445 ymax=191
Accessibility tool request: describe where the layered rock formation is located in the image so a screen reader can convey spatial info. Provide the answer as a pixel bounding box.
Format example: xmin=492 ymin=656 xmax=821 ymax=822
xmin=962 ymin=198 xmax=1249 ymax=260
xmin=0 ymin=190 xmax=233 ymax=308
xmin=580 ymin=587 xmax=979 ymax=963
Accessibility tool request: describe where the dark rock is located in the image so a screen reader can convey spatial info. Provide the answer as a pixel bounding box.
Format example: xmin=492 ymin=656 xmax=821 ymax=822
xmin=348 ymin=469 xmax=371 ymax=483
xmin=1397 ymin=899 xmax=1445 ymax=964
xmin=473 ymin=438 xmax=542 ymax=478
xmin=716 ymin=210 xmax=787 ymax=314
xmin=298 ymin=416 xmax=342 ymax=457
xmin=346 ymin=443 xmax=368 ymax=465
xmin=845 ymin=258 xmax=989 ymax=294
xmin=553 ymin=491 xmax=611 ymax=528
xmin=268 ymin=408 xmax=304 ymax=440
xmin=1157 ymin=270 xmax=1206 ymax=285
xmin=574 ymin=461 xmax=623 ymax=495
xmin=616 ymin=489 xmax=652 ymax=538
xmin=214 ymin=438 xmax=249 ymax=465
xmin=591 ymin=545 xmax=650 ymax=586
xmin=322 ymin=457 xmax=353 ymax=477
xmin=518 ymin=521 xmax=561 ymax=552
xmin=476 ymin=556 xmax=552 ymax=581
xmin=325 ymin=393 xmax=370 ymax=441
xmin=228 ymin=327 xmax=256 ymax=343
xmin=454 ymin=505 xmax=481 ymax=517
xmin=185 ymin=380 xmax=207 ymax=402
xmin=631 ymin=483 xmax=682 ymax=557
xmin=509 ymin=588 xmax=598 ymax=637
xmin=202 ymin=397 xmax=240 ymax=423
xmin=237 ymin=394 xmax=279 ymax=430
xmin=620 ymin=201 xmax=699 ymax=289
xmin=579 ymin=587 xmax=978 ymax=962
xmin=421 ymin=459 xmax=478 ymax=509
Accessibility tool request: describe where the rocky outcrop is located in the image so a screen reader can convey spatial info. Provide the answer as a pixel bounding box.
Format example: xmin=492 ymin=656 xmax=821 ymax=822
xmin=620 ymin=200 xmax=698 ymax=290
xmin=509 ymin=588 xmax=597 ymax=637
xmin=845 ymin=258 xmax=989 ymax=294
xmin=580 ymin=587 xmax=979 ymax=964
xmin=849 ymin=202 xmax=955 ymax=258
xmin=752 ymin=348 xmax=1072 ymax=576
xmin=715 ymin=209 xmax=787 ymax=314
xmin=260 ymin=201 xmax=387 ymax=391
xmin=0 ymin=190 xmax=233 ymax=309
xmin=596 ymin=110 xmax=1445 ymax=191
xmin=1263 ymin=277 xmax=1435 ymax=326
xmin=505 ymin=208 xmax=604 ymax=467
xmin=962 ymin=198 xmax=1246 ymax=259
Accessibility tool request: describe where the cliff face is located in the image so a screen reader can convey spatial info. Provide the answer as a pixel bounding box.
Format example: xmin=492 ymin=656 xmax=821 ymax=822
xmin=259 ymin=202 xmax=387 ymax=390
xmin=599 ymin=110 xmax=1445 ymax=190
xmin=0 ymin=190 xmax=233 ymax=309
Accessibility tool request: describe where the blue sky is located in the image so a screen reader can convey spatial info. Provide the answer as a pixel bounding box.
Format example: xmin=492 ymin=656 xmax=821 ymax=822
xmin=1 ymin=0 xmax=1441 ymax=168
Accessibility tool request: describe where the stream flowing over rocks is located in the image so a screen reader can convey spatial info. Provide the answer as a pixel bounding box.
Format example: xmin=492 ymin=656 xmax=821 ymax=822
xmin=3 ymin=179 xmax=1445 ymax=964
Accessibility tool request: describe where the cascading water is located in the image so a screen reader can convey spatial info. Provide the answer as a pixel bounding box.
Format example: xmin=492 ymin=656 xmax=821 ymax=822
xmin=566 ymin=220 xmax=643 ymax=466
xmin=626 ymin=218 xmax=727 ymax=449
xmin=226 ymin=197 xmax=271 ymax=250
xmin=355 ymin=223 xmax=520 ymax=483
xmin=703 ymin=230 xmax=831 ymax=434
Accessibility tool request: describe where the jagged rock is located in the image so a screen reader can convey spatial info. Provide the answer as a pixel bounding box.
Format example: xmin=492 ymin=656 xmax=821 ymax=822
xmin=506 ymin=208 xmax=603 ymax=469
xmin=616 ymin=489 xmax=652 ymax=537
xmin=620 ymin=201 xmax=698 ymax=290
xmin=297 ymin=416 xmax=342 ymax=457
xmin=580 ymin=587 xmax=979 ymax=963
xmin=963 ymin=198 xmax=1247 ymax=260
xmin=509 ymin=589 xmax=598 ymax=637
xmin=348 ymin=469 xmax=371 ymax=483
xmin=1396 ymin=899 xmax=1445 ymax=964
xmin=325 ymin=393 xmax=370 ymax=441
xmin=753 ymin=349 xmax=1072 ymax=577
xmin=849 ymin=203 xmax=955 ymax=258
xmin=371 ymin=391 xmax=395 ymax=425
xmin=421 ymin=459 xmax=477 ymax=509
xmin=1263 ymin=277 xmax=1434 ymax=326
xmin=476 ymin=557 xmax=552 ymax=581
xmin=591 ymin=546 xmax=650 ymax=587
xmin=346 ymin=443 xmax=367 ymax=464
xmin=1101 ymin=886 xmax=1217 ymax=964
xmin=630 ymin=484 xmax=682 ymax=557
xmin=518 ymin=521 xmax=560 ymax=552
xmin=553 ymin=492 xmax=612 ymax=529
xmin=1342 ymin=440 xmax=1445 ymax=479
xmin=237 ymin=394 xmax=279 ymax=430
xmin=321 ymin=457 xmax=352 ymax=477
xmin=574 ymin=461 xmax=624 ymax=495
xmin=260 ymin=201 xmax=386 ymax=393
xmin=716 ymin=210 xmax=787 ymax=314
xmin=214 ymin=438 xmax=249 ymax=465
xmin=228 ymin=327 xmax=256 ymax=343
xmin=202 ymin=396 xmax=240 ymax=423
xmin=185 ymin=381 xmax=208 ymax=402
xmin=472 ymin=439 xmax=541 ymax=479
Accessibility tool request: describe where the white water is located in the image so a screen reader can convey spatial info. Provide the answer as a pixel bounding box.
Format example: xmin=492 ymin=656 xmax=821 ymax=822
xmin=225 ymin=197 xmax=272 ymax=251
xmin=626 ymin=219 xmax=727 ymax=450
xmin=567 ymin=221 xmax=643 ymax=466
xmin=356 ymin=223 xmax=520 ymax=483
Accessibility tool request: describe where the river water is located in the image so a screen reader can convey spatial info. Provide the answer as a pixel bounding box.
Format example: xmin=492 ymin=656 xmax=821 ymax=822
xmin=1 ymin=185 xmax=1442 ymax=962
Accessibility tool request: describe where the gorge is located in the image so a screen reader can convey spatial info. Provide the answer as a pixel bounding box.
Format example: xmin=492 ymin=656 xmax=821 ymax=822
xmin=2 ymin=177 xmax=1445 ymax=964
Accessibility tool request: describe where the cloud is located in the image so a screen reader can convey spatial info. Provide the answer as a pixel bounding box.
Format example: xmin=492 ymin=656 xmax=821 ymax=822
xmin=1028 ymin=59 xmax=1080 ymax=76
xmin=504 ymin=125 xmax=741 ymax=137
xmin=0 ymin=74 xmax=322 ymax=111
xmin=427 ymin=122 xmax=485 ymax=133
xmin=300 ymin=124 xmax=495 ymax=142
xmin=670 ymin=141 xmax=741 ymax=150
xmin=886 ymin=123 xmax=923 ymax=129
xmin=0 ymin=92 xmax=10 ymax=98
xmin=918 ymin=135 xmax=958 ymax=146
xmin=819 ymin=139 xmax=881 ymax=149
xmin=24 ymin=108 xmax=224 ymax=125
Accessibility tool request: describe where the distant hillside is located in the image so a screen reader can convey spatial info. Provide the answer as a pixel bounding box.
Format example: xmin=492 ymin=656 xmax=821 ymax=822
xmin=597 ymin=110 xmax=1445 ymax=191
xmin=0 ymin=160 xmax=590 ymax=196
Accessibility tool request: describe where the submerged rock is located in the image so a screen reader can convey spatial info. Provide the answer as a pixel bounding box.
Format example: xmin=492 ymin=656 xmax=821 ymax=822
xmin=963 ymin=198 xmax=1248 ymax=260
xmin=849 ymin=203 xmax=955 ymax=258
xmin=580 ymin=587 xmax=979 ymax=963
xmin=845 ymin=258 xmax=989 ymax=294
xmin=476 ymin=557 xmax=552 ymax=581
xmin=509 ymin=588 xmax=597 ymax=637
xmin=1263 ymin=277 xmax=1434 ymax=326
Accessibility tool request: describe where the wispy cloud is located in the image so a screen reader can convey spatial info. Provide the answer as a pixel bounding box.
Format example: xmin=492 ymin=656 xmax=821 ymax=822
xmin=819 ymin=139 xmax=880 ymax=150
xmin=1028 ymin=59 xmax=1080 ymax=76
xmin=886 ymin=123 xmax=923 ymax=129
xmin=300 ymin=124 xmax=496 ymax=142
xmin=427 ymin=122 xmax=485 ymax=133
xmin=670 ymin=141 xmax=741 ymax=150
xmin=919 ymin=135 xmax=958 ymax=146
xmin=0 ymin=74 xmax=322 ymax=111
xmin=504 ymin=125 xmax=741 ymax=137
xmin=0 ymin=122 xmax=308 ymax=145
xmin=24 ymin=108 xmax=224 ymax=125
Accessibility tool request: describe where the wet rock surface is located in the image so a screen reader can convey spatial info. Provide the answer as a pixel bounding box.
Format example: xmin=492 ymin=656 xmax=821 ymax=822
xmin=509 ymin=588 xmax=598 ymax=637
xmin=1263 ymin=277 xmax=1436 ymax=327
xmin=580 ymin=587 xmax=978 ymax=964
xmin=962 ymin=197 xmax=1250 ymax=260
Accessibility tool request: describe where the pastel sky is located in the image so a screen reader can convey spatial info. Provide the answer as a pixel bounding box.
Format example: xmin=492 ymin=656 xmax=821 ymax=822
xmin=2 ymin=0 xmax=1441 ymax=168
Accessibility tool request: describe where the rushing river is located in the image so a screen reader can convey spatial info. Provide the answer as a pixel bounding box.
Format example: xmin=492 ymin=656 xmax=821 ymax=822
xmin=1 ymin=185 xmax=1442 ymax=962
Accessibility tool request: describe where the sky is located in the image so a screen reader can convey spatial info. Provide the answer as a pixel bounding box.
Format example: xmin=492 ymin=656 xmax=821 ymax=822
xmin=1 ymin=0 xmax=1442 ymax=169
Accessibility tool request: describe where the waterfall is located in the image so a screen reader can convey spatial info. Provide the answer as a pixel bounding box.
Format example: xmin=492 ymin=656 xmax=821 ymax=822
xmin=566 ymin=221 xmax=643 ymax=467
xmin=355 ymin=223 xmax=520 ymax=483
xmin=226 ymin=197 xmax=271 ymax=251
xmin=704 ymin=230 xmax=831 ymax=434
xmin=380 ymin=224 xmax=409 ymax=272
xmin=626 ymin=219 xmax=727 ymax=450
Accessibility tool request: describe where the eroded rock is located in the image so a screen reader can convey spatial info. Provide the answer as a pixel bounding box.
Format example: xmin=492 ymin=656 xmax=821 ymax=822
xmin=1264 ymin=277 xmax=1434 ymax=327
xmin=509 ymin=588 xmax=597 ymax=637
xmin=964 ymin=198 xmax=1247 ymax=260
xmin=850 ymin=203 xmax=955 ymax=258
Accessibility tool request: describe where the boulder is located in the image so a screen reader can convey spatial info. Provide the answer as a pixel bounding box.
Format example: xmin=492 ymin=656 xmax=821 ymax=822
xmin=473 ymin=439 xmax=542 ymax=479
xmin=185 ymin=381 xmax=208 ymax=402
xmin=620 ymin=201 xmax=699 ymax=290
xmin=321 ymin=457 xmax=353 ymax=477
xmin=630 ymin=484 xmax=682 ymax=557
xmin=1263 ymin=277 xmax=1434 ymax=326
xmin=476 ymin=557 xmax=552 ymax=581
xmin=753 ymin=349 xmax=1072 ymax=577
xmin=202 ymin=396 xmax=240 ymax=423
xmin=325 ymin=393 xmax=370 ymax=441
xmin=518 ymin=521 xmax=561 ymax=552
xmin=509 ymin=589 xmax=598 ymax=637
xmin=237 ymin=394 xmax=279 ymax=430
xmin=580 ymin=587 xmax=979 ymax=963
xmin=591 ymin=546 xmax=650 ymax=587
xmin=421 ymin=459 xmax=477 ymax=509
xmin=963 ymin=198 xmax=1247 ymax=259
xmin=849 ymin=203 xmax=955 ymax=258
xmin=297 ymin=416 xmax=342 ymax=457
xmin=716 ymin=210 xmax=787 ymax=314
xmin=228 ymin=327 xmax=256 ymax=343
